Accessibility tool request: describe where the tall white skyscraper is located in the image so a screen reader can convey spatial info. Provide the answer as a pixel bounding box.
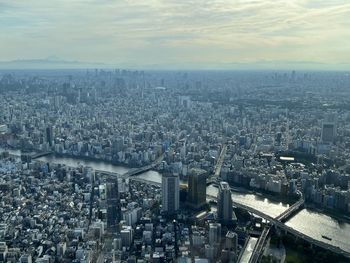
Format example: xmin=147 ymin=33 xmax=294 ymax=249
xmin=162 ymin=173 xmax=180 ymax=215
xmin=217 ymin=182 xmax=233 ymax=224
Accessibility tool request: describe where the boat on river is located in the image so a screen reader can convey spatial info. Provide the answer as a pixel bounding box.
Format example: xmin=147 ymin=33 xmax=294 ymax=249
xmin=322 ymin=235 xmax=332 ymax=241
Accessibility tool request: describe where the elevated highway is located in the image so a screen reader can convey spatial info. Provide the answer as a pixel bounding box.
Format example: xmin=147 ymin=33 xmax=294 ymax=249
xmin=248 ymin=227 xmax=270 ymax=263
xmin=94 ymin=153 xmax=350 ymax=261
xmin=247 ymin=191 xmax=305 ymax=263
xmin=206 ymin=193 xmax=350 ymax=260
xmin=275 ymin=197 xmax=304 ymax=222
xmin=207 ymin=143 xmax=227 ymax=182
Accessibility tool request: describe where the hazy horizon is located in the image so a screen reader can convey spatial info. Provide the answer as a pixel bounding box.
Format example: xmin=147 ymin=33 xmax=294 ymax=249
xmin=1 ymin=0 xmax=350 ymax=70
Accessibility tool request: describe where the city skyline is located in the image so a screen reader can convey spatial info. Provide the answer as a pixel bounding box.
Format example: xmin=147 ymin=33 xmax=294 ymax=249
xmin=1 ymin=0 xmax=350 ymax=70
xmin=1 ymin=1 xmax=350 ymax=262
xmin=1 ymin=67 xmax=350 ymax=263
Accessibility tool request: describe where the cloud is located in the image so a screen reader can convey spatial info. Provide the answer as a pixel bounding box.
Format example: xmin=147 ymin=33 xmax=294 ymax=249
xmin=0 ymin=0 xmax=349 ymax=69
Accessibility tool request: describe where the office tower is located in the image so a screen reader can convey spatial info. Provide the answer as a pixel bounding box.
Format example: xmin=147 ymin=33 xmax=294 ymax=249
xmin=225 ymin=231 xmax=238 ymax=253
xmin=120 ymin=226 xmax=134 ymax=248
xmin=106 ymin=180 xmax=120 ymax=231
xmin=321 ymin=122 xmax=336 ymax=143
xmin=46 ymin=126 xmax=53 ymax=147
xmin=162 ymin=173 xmax=179 ymax=215
xmin=113 ymin=237 xmax=122 ymax=251
xmin=209 ymin=223 xmax=221 ymax=245
xmin=321 ymin=113 xmax=336 ymax=143
xmin=205 ymin=244 xmax=216 ymax=260
xmin=217 ymin=182 xmax=233 ymax=224
xmin=187 ymin=168 xmax=206 ymax=209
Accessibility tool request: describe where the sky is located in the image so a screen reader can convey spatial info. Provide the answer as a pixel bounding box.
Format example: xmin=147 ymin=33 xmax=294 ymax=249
xmin=0 ymin=0 xmax=350 ymax=70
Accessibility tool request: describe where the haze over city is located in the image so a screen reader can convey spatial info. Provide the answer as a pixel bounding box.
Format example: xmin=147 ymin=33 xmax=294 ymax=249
xmin=1 ymin=1 xmax=350 ymax=263
xmin=1 ymin=0 xmax=350 ymax=69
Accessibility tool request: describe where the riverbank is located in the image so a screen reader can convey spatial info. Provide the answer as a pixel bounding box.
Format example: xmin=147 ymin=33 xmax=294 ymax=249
xmin=0 ymin=146 xmax=150 ymax=170
xmin=304 ymin=203 xmax=350 ymax=224
xmin=51 ymin=152 xmax=142 ymax=169
xmin=3 ymin=146 xmax=350 ymax=254
xmin=281 ymin=233 xmax=350 ymax=263
xmin=229 ymin=183 xmax=297 ymax=206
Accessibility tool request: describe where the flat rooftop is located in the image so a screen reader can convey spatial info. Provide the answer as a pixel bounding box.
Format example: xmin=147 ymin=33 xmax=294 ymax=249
xmin=220 ymin=181 xmax=230 ymax=190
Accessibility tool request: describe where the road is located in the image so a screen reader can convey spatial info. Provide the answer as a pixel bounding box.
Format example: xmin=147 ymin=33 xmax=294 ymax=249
xmin=94 ymin=154 xmax=350 ymax=261
xmin=206 ymin=193 xmax=350 ymax=260
xmin=213 ymin=143 xmax=227 ymax=178
xmin=248 ymin=227 xmax=270 ymax=263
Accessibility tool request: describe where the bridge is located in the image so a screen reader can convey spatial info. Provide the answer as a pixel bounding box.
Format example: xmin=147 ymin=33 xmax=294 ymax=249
xmin=122 ymin=165 xmax=154 ymax=178
xmin=123 ymin=153 xmax=164 ymax=178
xmin=206 ymin=178 xmax=219 ymax=186
xmin=206 ymin=143 xmax=228 ymax=183
xmin=246 ymin=191 xmax=305 ymax=263
xmin=129 ymin=177 xmax=161 ymax=187
xmin=96 ymin=153 xmax=165 ymax=180
xmin=205 ymin=177 xmax=305 ymax=262
xmin=248 ymin=227 xmax=270 ymax=263
xmin=93 ymin=154 xmax=350 ymax=261
xmin=22 ymin=151 xmax=53 ymax=159
xmin=276 ymin=196 xmax=305 ymax=222
xmin=206 ymin=194 xmax=350 ymax=260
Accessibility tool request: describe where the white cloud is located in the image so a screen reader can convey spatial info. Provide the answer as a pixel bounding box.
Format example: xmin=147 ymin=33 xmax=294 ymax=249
xmin=0 ymin=0 xmax=349 ymax=69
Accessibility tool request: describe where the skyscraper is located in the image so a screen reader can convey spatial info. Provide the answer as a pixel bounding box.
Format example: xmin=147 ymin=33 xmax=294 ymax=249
xmin=217 ymin=182 xmax=233 ymax=224
xmin=225 ymin=231 xmax=238 ymax=253
xmin=321 ymin=114 xmax=336 ymax=143
xmin=321 ymin=122 xmax=336 ymax=143
xmin=209 ymin=223 xmax=221 ymax=245
xmin=162 ymin=173 xmax=180 ymax=215
xmin=46 ymin=126 xmax=53 ymax=147
xmin=187 ymin=168 xmax=207 ymax=209
xmin=106 ymin=180 xmax=120 ymax=231
xmin=120 ymin=226 xmax=134 ymax=248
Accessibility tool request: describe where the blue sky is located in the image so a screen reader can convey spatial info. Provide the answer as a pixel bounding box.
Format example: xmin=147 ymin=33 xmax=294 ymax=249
xmin=0 ymin=0 xmax=349 ymax=69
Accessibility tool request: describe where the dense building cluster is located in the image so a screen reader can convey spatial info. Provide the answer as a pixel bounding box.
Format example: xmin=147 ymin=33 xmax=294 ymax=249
xmin=0 ymin=153 xmax=248 ymax=263
xmin=1 ymin=70 xmax=350 ymax=262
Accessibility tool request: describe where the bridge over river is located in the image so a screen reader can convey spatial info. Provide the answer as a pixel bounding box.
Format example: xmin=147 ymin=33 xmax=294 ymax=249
xmin=91 ymin=152 xmax=349 ymax=262
xmin=206 ymin=193 xmax=350 ymax=262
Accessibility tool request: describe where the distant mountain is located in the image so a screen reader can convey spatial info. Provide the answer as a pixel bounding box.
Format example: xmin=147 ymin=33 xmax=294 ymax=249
xmin=0 ymin=57 xmax=107 ymax=69
xmin=0 ymin=57 xmax=348 ymax=71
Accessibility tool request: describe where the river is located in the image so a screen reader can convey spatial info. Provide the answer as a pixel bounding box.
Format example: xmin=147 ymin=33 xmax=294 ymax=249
xmin=37 ymin=154 xmax=130 ymax=175
xmin=1 ymin=149 xmax=350 ymax=253
xmin=136 ymin=171 xmax=350 ymax=253
xmin=286 ymin=209 xmax=350 ymax=253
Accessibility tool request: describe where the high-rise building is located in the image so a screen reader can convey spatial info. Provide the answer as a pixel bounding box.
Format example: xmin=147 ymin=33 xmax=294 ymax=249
xmin=321 ymin=122 xmax=336 ymax=143
xmin=120 ymin=226 xmax=134 ymax=248
xmin=321 ymin=114 xmax=336 ymax=143
xmin=208 ymin=223 xmax=221 ymax=245
xmin=225 ymin=231 xmax=238 ymax=253
xmin=217 ymin=182 xmax=233 ymax=224
xmin=106 ymin=180 xmax=120 ymax=231
xmin=187 ymin=168 xmax=207 ymax=209
xmin=162 ymin=173 xmax=179 ymax=215
xmin=45 ymin=126 xmax=53 ymax=147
